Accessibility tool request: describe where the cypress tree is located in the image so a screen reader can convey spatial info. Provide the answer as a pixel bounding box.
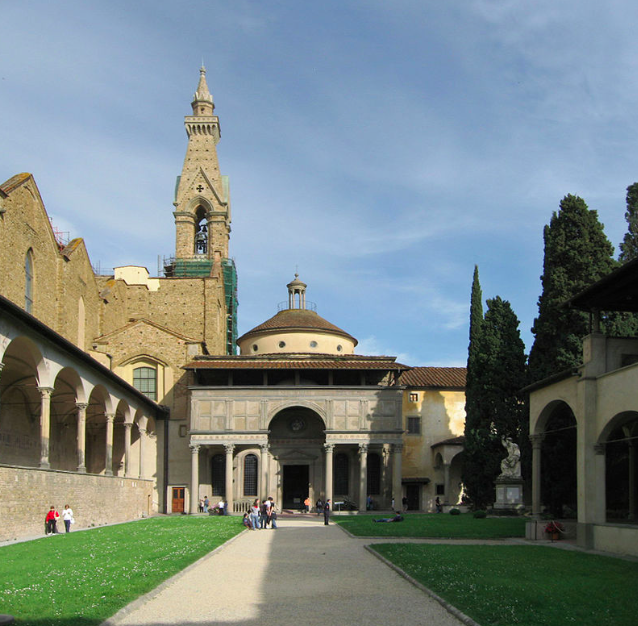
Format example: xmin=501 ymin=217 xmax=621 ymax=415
xmin=463 ymin=290 xmax=528 ymax=508
xmin=619 ymin=182 xmax=638 ymax=263
xmin=462 ymin=266 xmax=486 ymax=507
xmin=528 ymin=194 xmax=616 ymax=383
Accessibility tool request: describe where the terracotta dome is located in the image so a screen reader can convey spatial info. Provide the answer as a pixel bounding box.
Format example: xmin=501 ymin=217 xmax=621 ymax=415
xmin=237 ymin=276 xmax=357 ymax=356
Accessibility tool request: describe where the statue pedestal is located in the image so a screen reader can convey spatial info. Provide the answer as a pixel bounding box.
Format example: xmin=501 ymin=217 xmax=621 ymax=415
xmin=494 ymin=476 xmax=524 ymax=510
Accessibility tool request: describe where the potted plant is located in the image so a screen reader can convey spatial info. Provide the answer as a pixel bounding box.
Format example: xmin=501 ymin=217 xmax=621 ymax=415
xmin=544 ymin=520 xmax=564 ymax=541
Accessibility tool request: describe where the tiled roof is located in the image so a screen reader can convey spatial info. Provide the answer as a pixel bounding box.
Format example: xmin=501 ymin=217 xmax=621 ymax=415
xmin=432 ymin=436 xmax=465 ymax=448
xmin=399 ymin=367 xmax=466 ymax=388
xmin=184 ymin=354 xmax=409 ymax=371
xmin=237 ymin=309 xmax=357 ymax=344
xmin=0 ymin=172 xmax=32 ymax=195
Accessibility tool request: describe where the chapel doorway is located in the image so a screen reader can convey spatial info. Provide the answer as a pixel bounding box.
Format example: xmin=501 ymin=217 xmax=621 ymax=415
xmin=406 ymin=484 xmax=420 ymax=510
xmin=172 ymin=487 xmax=185 ymax=513
xmin=283 ymin=465 xmax=309 ymax=510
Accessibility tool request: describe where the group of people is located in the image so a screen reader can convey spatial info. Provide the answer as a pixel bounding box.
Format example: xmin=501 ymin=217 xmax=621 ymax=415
xmin=244 ymin=497 xmax=278 ymax=529
xmin=44 ymin=504 xmax=74 ymax=535
xmin=199 ymin=496 xmax=228 ymax=515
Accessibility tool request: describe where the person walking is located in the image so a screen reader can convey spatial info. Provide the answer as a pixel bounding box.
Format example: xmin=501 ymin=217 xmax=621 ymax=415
xmin=61 ymin=504 xmax=74 ymax=533
xmin=316 ymin=498 xmax=323 ymax=516
xmin=268 ymin=497 xmax=278 ymax=529
xmin=260 ymin=499 xmax=270 ymax=528
xmin=304 ymin=496 xmax=311 ymax=514
xmin=45 ymin=505 xmax=60 ymax=535
xmin=323 ymin=499 xmax=331 ymax=526
xmin=203 ymin=496 xmax=209 ymax=513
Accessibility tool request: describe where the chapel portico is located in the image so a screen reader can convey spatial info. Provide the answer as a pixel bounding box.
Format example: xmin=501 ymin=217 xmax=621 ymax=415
xmin=184 ymin=276 xmax=408 ymax=514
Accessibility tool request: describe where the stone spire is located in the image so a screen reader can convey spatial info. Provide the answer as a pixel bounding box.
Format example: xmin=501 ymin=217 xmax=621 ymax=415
xmin=191 ymin=65 xmax=214 ymax=116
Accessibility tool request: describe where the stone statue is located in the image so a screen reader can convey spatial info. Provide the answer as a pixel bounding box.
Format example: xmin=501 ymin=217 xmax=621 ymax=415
xmin=499 ymin=437 xmax=521 ymax=478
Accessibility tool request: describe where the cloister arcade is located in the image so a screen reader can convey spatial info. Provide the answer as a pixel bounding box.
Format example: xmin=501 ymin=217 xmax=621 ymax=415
xmin=0 ymin=298 xmax=159 ymax=482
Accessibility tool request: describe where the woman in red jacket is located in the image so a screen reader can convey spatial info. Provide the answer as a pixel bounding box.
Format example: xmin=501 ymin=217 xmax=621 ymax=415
xmin=45 ymin=505 xmax=60 ymax=535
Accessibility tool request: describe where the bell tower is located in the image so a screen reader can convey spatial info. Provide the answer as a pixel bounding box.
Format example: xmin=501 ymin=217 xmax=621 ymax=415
xmin=166 ymin=67 xmax=238 ymax=355
xmin=172 ymin=66 xmax=231 ymax=263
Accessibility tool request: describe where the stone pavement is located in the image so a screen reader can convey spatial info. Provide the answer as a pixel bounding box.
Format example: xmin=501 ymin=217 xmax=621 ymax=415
xmin=105 ymin=515 xmax=468 ymax=626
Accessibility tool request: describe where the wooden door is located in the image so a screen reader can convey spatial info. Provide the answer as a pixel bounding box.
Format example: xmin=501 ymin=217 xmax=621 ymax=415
xmin=172 ymin=487 xmax=185 ymax=513
xmin=406 ymin=484 xmax=420 ymax=511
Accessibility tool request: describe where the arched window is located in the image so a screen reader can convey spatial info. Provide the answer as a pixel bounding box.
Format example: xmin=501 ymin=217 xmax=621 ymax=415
xmin=367 ymin=453 xmax=381 ymax=495
xmin=194 ymin=206 xmax=208 ymax=255
xmin=244 ymin=454 xmax=258 ymax=496
xmin=133 ymin=367 xmax=157 ymax=400
xmin=334 ymin=452 xmax=349 ymax=495
xmin=211 ymin=454 xmax=225 ymax=496
xmin=25 ymin=249 xmax=34 ymax=313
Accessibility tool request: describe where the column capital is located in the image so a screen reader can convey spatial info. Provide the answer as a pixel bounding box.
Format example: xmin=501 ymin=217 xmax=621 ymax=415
xmin=37 ymin=386 xmax=54 ymax=398
xmin=105 ymin=413 xmax=115 ymax=424
xmin=224 ymin=442 xmax=236 ymax=454
xmin=324 ymin=443 xmax=335 ymax=454
xmin=76 ymin=402 xmax=89 ymax=411
xmin=530 ymin=433 xmax=545 ymax=448
xmin=260 ymin=442 xmax=270 ymax=452
xmin=124 ymin=422 xmax=133 ymax=431
xmin=358 ymin=442 xmax=369 ymax=455
xmin=190 ymin=444 xmax=201 ymax=454
xmin=139 ymin=427 xmax=147 ymax=436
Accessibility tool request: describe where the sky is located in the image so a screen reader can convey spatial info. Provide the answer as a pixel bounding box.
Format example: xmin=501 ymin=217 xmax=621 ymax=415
xmin=2 ymin=1 xmax=638 ymax=367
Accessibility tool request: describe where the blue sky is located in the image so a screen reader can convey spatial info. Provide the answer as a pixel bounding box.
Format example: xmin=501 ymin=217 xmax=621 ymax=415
xmin=2 ymin=1 xmax=638 ymax=366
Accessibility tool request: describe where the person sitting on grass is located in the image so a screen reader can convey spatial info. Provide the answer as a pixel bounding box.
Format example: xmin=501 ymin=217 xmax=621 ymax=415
xmin=373 ymin=511 xmax=404 ymax=523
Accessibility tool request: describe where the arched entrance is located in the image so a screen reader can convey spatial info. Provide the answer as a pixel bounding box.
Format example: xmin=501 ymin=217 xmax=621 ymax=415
xmin=268 ymin=406 xmax=326 ymax=510
xmin=540 ymin=401 xmax=577 ymax=517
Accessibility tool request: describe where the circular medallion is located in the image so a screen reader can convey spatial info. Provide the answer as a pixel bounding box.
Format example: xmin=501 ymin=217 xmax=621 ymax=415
xmin=289 ymin=418 xmax=306 ymax=433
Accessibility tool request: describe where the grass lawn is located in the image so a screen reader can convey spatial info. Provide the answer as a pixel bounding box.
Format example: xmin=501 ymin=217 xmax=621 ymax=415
xmin=334 ymin=512 xmax=527 ymax=538
xmin=0 ymin=515 xmax=243 ymax=626
xmin=372 ymin=544 xmax=638 ymax=626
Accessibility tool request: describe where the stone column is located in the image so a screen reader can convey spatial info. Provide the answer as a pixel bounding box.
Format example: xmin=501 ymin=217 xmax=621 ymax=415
xmin=530 ymin=434 xmax=544 ymax=517
xmin=593 ymin=443 xmax=607 ymax=523
xmin=358 ymin=443 xmax=368 ymax=512
xmin=38 ymin=386 xmax=54 ymax=469
xmin=382 ymin=444 xmax=391 ymax=509
xmin=629 ymin=441 xmax=636 ymax=521
xmin=105 ymin=413 xmax=115 ymax=476
xmin=225 ymin=443 xmax=235 ymax=513
xmin=76 ymin=402 xmax=87 ymax=473
xmin=260 ymin=443 xmax=269 ymax=500
xmin=443 ymin=462 xmax=451 ymax=504
xmin=324 ymin=443 xmax=334 ymax=504
xmin=392 ymin=443 xmax=403 ymax=510
xmin=138 ymin=426 xmax=147 ymax=479
xmin=124 ymin=422 xmax=133 ymax=477
xmin=190 ymin=444 xmax=200 ymax=514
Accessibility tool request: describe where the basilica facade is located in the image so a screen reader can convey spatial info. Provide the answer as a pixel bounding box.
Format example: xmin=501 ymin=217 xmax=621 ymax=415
xmin=0 ymin=69 xmax=465 ymax=542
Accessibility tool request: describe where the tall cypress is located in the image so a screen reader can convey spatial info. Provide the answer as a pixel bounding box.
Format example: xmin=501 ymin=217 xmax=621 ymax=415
xmin=463 ymin=289 xmax=528 ymax=508
xmin=528 ymin=194 xmax=616 ymax=383
xmin=462 ymin=267 xmax=487 ymax=507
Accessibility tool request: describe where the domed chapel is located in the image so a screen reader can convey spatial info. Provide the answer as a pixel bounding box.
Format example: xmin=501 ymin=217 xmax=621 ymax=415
xmin=0 ymin=68 xmax=466 ymax=540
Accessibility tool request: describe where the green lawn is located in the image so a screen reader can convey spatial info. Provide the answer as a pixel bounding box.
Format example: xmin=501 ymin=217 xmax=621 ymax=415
xmin=372 ymin=544 xmax=638 ymax=626
xmin=0 ymin=516 xmax=243 ymax=626
xmin=334 ymin=512 xmax=527 ymax=538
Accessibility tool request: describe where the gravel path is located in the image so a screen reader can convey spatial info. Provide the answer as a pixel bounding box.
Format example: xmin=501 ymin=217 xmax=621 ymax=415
xmin=105 ymin=516 xmax=467 ymax=626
